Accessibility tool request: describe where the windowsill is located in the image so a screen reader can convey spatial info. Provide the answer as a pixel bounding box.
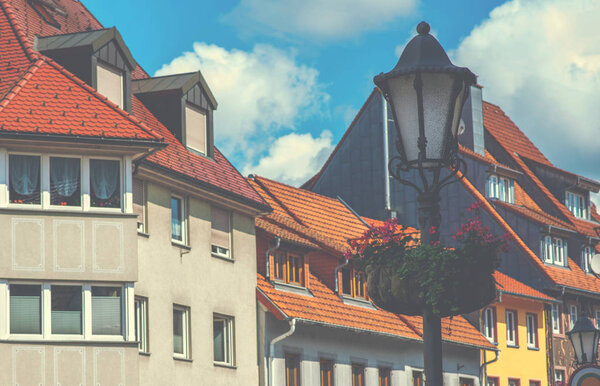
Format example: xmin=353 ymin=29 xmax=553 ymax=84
xmin=543 ymin=262 xmax=570 ymax=270
xmin=272 ymin=281 xmax=313 ymax=297
xmin=211 ymin=253 xmax=234 ymax=263
xmin=527 ymin=346 xmax=540 ymax=351
xmin=0 ymin=207 xmax=136 ymax=217
xmin=137 ymin=231 xmax=150 ymax=238
xmin=139 ymin=351 xmax=151 ymax=356
xmin=172 ymin=241 xmax=191 ymax=250
xmin=173 ymin=356 xmax=193 ymax=363
xmin=506 ymin=344 xmax=519 ymax=348
xmin=214 ymin=362 xmax=237 ymax=369
xmin=1 ymin=338 xmax=138 ymax=346
xmin=340 ymin=295 xmax=375 ymax=309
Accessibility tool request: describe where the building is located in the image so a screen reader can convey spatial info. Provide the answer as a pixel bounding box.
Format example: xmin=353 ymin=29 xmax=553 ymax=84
xmin=481 ymin=271 xmax=557 ymax=386
xmin=0 ymin=0 xmax=269 ymax=384
xmin=304 ymin=86 xmax=600 ymax=383
xmin=249 ymin=175 xmax=496 ymax=386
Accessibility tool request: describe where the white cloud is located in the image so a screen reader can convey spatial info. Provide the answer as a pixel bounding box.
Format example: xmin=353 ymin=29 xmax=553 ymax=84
xmin=223 ymin=0 xmax=416 ymax=41
xmin=453 ymin=0 xmax=600 ymax=180
xmin=243 ymin=131 xmax=334 ymax=186
xmin=155 ymin=43 xmax=329 ymax=158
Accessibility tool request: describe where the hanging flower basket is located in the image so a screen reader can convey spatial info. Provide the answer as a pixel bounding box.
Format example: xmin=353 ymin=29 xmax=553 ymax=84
xmin=347 ymin=203 xmax=509 ymax=317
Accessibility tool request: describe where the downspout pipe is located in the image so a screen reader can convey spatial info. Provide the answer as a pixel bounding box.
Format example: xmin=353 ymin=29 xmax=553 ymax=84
xmin=268 ymin=318 xmax=296 ymax=386
xmin=265 ymin=237 xmax=281 ymax=280
xmin=480 ymin=349 xmax=499 ymax=383
xmin=382 ymin=92 xmax=391 ymax=212
xmin=334 ymin=258 xmax=349 ymax=294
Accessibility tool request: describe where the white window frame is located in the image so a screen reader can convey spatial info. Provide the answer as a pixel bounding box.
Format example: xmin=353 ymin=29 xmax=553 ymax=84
xmin=48 ymin=155 xmax=83 ymax=210
xmin=133 ymin=178 xmax=146 ymax=233
xmin=6 ymin=152 xmax=43 ymax=209
xmin=482 ymin=307 xmax=495 ymax=343
xmin=566 ymin=191 xmax=588 ymax=219
xmin=506 ymin=310 xmax=517 ymax=346
xmin=5 ymin=281 xmax=129 ymax=342
xmin=570 ymin=305 xmax=578 ymax=330
xmin=88 ymin=156 xmax=124 ymax=213
xmin=551 ymin=303 xmax=561 ymax=335
xmin=582 ymin=245 xmax=592 ymax=273
xmin=173 ymin=304 xmax=190 ymax=360
xmin=211 ymin=206 xmax=232 ymax=260
xmin=487 ymin=174 xmax=514 ymax=203
xmin=213 ymin=314 xmax=235 ymax=366
xmin=170 ymin=194 xmax=188 ymax=246
xmin=135 ymin=296 xmax=149 ymax=353
xmin=526 ymin=313 xmax=537 ymax=348
xmin=541 ymin=235 xmax=567 ymax=267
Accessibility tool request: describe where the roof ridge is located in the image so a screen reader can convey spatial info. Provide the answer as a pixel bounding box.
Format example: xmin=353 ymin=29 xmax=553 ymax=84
xmin=0 ymin=58 xmax=43 ymax=113
xmin=256 ymin=174 xmax=350 ymax=206
xmin=251 ymin=176 xmax=310 ymax=227
xmin=0 ymin=0 xmax=40 ymax=60
xmin=36 ymin=26 xmax=112 ymax=38
xmin=73 ymin=0 xmax=105 ymax=30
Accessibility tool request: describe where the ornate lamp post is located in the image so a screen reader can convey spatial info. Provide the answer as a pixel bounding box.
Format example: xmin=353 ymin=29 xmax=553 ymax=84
xmin=374 ymin=22 xmax=476 ymax=384
xmin=567 ymin=316 xmax=600 ymax=366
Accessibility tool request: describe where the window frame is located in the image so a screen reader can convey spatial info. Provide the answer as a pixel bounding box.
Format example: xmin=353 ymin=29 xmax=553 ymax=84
xmin=551 ymin=303 xmax=562 ymax=335
xmin=272 ymin=250 xmax=304 ymax=287
xmin=570 ymin=305 xmax=578 ymax=330
xmin=134 ymin=296 xmax=149 ymax=353
xmin=487 ymin=174 xmax=515 ymax=204
xmin=541 ymin=235 xmax=567 ymax=267
xmin=482 ymin=307 xmax=497 ymax=343
xmin=88 ymin=157 xmax=123 ymax=212
xmin=595 ymin=310 xmax=600 ymax=330
xmin=48 ymin=155 xmax=83 ymax=209
xmin=285 ymin=353 xmax=301 ymax=386
xmin=506 ymin=309 xmax=518 ymax=347
xmin=9 ymin=283 xmax=43 ymax=337
xmin=170 ymin=194 xmax=188 ymax=246
xmin=351 ymin=363 xmax=365 ymax=386
xmin=210 ymin=206 xmax=232 ymax=260
xmin=486 ymin=377 xmax=500 ymax=386
xmin=185 ymin=102 xmax=208 ymax=155
xmin=173 ymin=304 xmax=191 ymax=360
xmin=319 ymin=358 xmax=334 ymax=386
xmin=133 ymin=178 xmax=147 ymax=234
xmin=412 ymin=370 xmax=424 ymax=386
xmin=566 ymin=191 xmax=588 ymax=219
xmin=508 ymin=379 xmax=521 ymax=386
xmin=213 ymin=314 xmax=235 ymax=366
xmin=582 ymin=245 xmax=593 ymax=273
xmin=7 ymin=152 xmax=43 ymax=208
xmin=526 ymin=313 xmax=538 ymax=349
xmin=96 ymin=60 xmax=124 ymax=109
xmin=341 ymin=267 xmax=368 ymax=299
xmin=378 ymin=366 xmax=391 ymax=386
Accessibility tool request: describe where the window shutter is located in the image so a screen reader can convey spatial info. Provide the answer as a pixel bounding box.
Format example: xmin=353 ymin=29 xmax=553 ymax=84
xmin=186 ymin=104 xmax=207 ymax=154
xmin=10 ymin=285 xmax=41 ymax=334
xmin=133 ymin=179 xmax=144 ymax=220
xmin=92 ymin=287 xmax=122 ymax=335
xmin=211 ymin=206 xmax=230 ymax=249
xmin=97 ymin=62 xmax=123 ymax=108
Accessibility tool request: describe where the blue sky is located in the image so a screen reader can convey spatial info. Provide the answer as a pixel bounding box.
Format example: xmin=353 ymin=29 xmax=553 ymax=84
xmin=85 ymin=0 xmax=600 ymax=188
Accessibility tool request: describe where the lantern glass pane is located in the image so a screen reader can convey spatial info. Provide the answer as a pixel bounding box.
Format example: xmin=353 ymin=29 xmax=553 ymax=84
xmin=582 ymin=330 xmax=597 ymax=363
xmin=570 ymin=331 xmax=584 ymax=363
xmin=386 ymin=73 xmax=420 ymax=164
xmin=420 ymin=73 xmax=456 ymax=162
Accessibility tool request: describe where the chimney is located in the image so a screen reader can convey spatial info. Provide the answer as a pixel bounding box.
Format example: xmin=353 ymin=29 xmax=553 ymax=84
xmin=458 ymin=85 xmax=485 ymax=156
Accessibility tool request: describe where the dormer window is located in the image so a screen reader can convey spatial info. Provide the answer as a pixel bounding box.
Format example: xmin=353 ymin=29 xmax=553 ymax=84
xmin=272 ymin=250 xmax=304 ymax=286
xmin=96 ymin=62 xmax=124 ymax=108
xmin=185 ymin=103 xmax=207 ymax=155
xmin=541 ymin=235 xmax=567 ymax=267
xmin=487 ymin=174 xmax=514 ymax=203
xmin=582 ymin=245 xmax=593 ymax=273
xmin=566 ymin=191 xmax=588 ymax=219
xmin=341 ymin=268 xmax=367 ymax=299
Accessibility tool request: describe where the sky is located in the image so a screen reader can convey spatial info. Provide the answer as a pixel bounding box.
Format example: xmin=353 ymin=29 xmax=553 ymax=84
xmin=85 ymin=0 xmax=600 ymax=190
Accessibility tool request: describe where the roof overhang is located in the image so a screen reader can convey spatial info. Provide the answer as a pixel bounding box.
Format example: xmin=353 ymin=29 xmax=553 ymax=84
xmin=132 ymin=71 xmax=218 ymax=109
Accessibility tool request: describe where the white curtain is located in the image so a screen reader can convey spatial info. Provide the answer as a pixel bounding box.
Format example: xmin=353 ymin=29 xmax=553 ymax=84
xmin=50 ymin=157 xmax=80 ymax=197
xmin=90 ymin=160 xmax=119 ymax=199
xmin=9 ymin=155 xmax=39 ymax=196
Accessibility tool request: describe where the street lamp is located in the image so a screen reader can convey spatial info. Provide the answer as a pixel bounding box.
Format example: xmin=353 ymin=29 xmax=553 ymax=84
xmin=567 ymin=316 xmax=600 ymax=366
xmin=374 ymin=21 xmax=476 ymax=385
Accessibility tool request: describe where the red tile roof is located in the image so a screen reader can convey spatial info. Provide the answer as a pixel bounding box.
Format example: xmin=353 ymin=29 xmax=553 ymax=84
xmin=0 ymin=0 xmax=268 ymax=209
xmin=257 ymin=273 xmax=494 ymax=349
xmin=493 ymin=271 xmax=554 ymax=302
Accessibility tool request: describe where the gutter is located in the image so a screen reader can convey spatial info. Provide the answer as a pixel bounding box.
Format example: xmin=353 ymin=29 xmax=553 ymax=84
xmin=265 ymin=237 xmax=281 ymax=281
xmin=268 ymin=318 xmax=296 ymax=386
xmin=498 ymin=289 xmax=560 ymax=304
xmin=382 ymin=92 xmax=391 ymax=212
xmin=334 ymin=258 xmax=349 ymax=294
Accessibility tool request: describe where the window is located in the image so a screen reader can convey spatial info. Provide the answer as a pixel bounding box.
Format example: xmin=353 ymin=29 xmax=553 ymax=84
xmin=506 ymin=309 xmax=518 ymax=346
xmin=133 ymin=179 xmax=146 ymax=232
xmin=135 ymin=297 xmax=149 ymax=353
xmin=97 ymin=61 xmax=123 ymax=108
xmin=171 ymin=196 xmax=185 ymax=243
xmin=185 ymin=103 xmax=207 ymax=155
xmin=488 ymin=174 xmax=515 ymax=203
xmin=530 ymin=381 xmax=541 ymax=386
xmin=352 ymin=364 xmax=365 ymax=386
xmin=213 ymin=314 xmax=234 ymax=366
xmin=570 ymin=305 xmax=578 ymax=329
xmin=487 ymin=377 xmax=500 ymax=386
xmin=482 ymin=307 xmax=497 ymax=343
xmin=90 ymin=159 xmax=121 ymax=208
xmin=341 ymin=268 xmax=367 ymax=299
xmin=285 ymin=353 xmax=300 ymax=386
xmin=173 ymin=305 xmax=190 ymax=359
xmin=92 ymin=287 xmax=122 ymax=335
xmin=9 ymin=154 xmax=41 ymax=205
xmin=379 ymin=367 xmax=391 ymax=386
xmin=555 ymin=370 xmax=565 ymax=385
xmin=509 ymin=379 xmax=521 ymax=386
xmin=412 ymin=371 xmax=423 ymax=386
xmin=595 ymin=310 xmax=600 ymax=329
xmin=10 ymin=284 xmax=41 ymax=334
xmin=566 ymin=191 xmax=588 ymax=219
xmin=541 ymin=235 xmax=567 ymax=266
xmin=273 ymin=251 xmax=304 ymax=286
xmin=582 ymin=245 xmax=593 ymax=273
xmin=211 ymin=206 xmax=231 ymax=258
xmin=320 ymin=359 xmax=334 ymax=386
xmin=551 ymin=304 xmax=562 ymax=334
xmin=526 ymin=313 xmax=538 ymax=348
xmin=460 ymin=378 xmax=475 ymax=386
xmin=50 ymin=157 xmax=81 ymax=206
xmin=51 ymin=285 xmax=82 ymax=335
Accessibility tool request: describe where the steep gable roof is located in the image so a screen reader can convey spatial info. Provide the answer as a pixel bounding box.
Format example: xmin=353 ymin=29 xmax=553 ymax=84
xmin=493 ymin=271 xmax=555 ymax=302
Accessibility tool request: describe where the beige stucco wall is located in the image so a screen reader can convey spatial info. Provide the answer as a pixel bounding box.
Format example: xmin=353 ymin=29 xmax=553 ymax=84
xmin=0 ymin=341 xmax=139 ymax=385
xmin=0 ymin=210 xmax=137 ymax=282
xmin=136 ymin=180 xmax=259 ymax=385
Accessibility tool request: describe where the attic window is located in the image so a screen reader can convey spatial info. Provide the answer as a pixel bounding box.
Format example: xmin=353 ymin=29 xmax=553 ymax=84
xmin=28 ymin=0 xmax=62 ymax=29
xmin=97 ymin=62 xmax=124 ymax=108
xmin=541 ymin=235 xmax=567 ymax=267
xmin=185 ymin=103 xmax=207 ymax=155
xmin=565 ymin=191 xmax=588 ymax=219
xmin=487 ymin=174 xmax=514 ymax=204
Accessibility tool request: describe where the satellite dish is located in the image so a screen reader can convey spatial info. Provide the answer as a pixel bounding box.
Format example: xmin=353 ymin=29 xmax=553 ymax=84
xmin=590 ymin=254 xmax=600 ymax=275
xmin=457 ymin=119 xmax=466 ymax=136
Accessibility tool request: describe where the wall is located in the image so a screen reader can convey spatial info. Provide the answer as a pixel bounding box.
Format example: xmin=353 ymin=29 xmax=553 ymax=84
xmin=135 ymin=179 xmax=259 ymax=385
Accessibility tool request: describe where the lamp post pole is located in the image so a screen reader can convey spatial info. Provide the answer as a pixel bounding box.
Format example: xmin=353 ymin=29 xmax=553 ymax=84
xmin=374 ymin=21 xmax=476 ymax=384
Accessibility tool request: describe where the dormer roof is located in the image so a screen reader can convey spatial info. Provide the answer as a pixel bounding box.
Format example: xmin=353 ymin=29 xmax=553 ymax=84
xmin=133 ymin=71 xmax=217 ymax=109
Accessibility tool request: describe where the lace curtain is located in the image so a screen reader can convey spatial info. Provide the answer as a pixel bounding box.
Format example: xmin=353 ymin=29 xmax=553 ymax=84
xmin=50 ymin=157 xmax=80 ymax=197
xmin=9 ymin=155 xmax=39 ymax=196
xmin=90 ymin=160 xmax=119 ymax=199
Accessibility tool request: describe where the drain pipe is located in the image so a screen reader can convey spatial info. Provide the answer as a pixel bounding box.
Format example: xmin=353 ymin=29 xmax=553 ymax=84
xmin=480 ymin=349 xmax=499 ymax=383
xmin=265 ymin=237 xmax=281 ymax=280
xmin=334 ymin=258 xmax=349 ymax=294
xmin=268 ymin=318 xmax=296 ymax=386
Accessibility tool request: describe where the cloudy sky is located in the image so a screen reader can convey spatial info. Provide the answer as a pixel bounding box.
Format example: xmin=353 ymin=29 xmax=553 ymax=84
xmin=86 ymin=0 xmax=600 ymax=188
